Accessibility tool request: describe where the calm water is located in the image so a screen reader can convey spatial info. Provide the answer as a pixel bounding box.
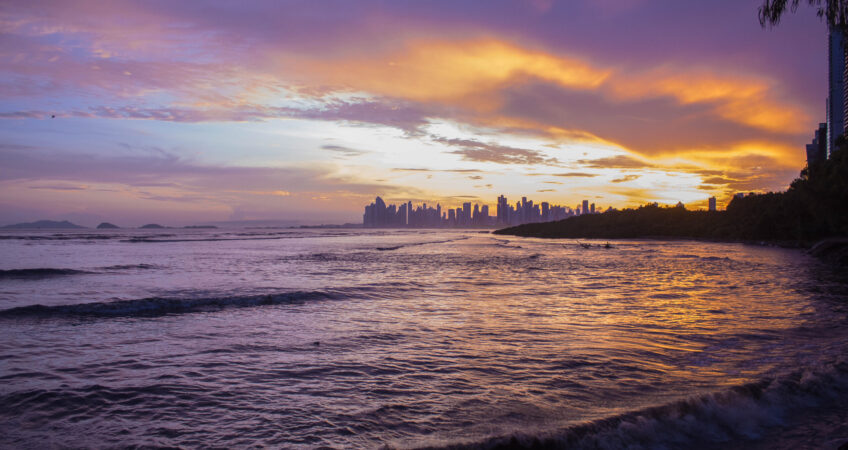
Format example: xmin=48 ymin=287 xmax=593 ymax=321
xmin=1 ymin=228 xmax=847 ymax=448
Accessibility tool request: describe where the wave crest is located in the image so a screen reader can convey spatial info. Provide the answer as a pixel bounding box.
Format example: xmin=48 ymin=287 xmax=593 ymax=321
xmin=426 ymin=360 xmax=848 ymax=449
xmin=0 ymin=268 xmax=90 ymax=279
xmin=0 ymin=283 xmax=423 ymax=319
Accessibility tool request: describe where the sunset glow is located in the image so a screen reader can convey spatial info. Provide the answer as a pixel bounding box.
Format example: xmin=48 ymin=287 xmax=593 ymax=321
xmin=0 ymin=0 xmax=826 ymax=225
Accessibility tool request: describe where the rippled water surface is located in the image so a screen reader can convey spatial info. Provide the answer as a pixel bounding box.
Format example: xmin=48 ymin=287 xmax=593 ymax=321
xmin=1 ymin=228 xmax=848 ymax=448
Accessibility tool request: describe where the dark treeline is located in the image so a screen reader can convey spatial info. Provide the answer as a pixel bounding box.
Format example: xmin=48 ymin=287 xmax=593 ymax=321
xmin=495 ymin=144 xmax=848 ymax=244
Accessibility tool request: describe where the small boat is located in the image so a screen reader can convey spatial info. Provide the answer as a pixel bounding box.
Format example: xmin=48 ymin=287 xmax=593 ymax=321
xmin=576 ymin=240 xmax=592 ymax=249
xmin=603 ymin=242 xmax=613 ymax=249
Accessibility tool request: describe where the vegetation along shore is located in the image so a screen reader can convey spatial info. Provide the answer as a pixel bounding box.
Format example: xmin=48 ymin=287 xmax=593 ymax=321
xmin=496 ymin=143 xmax=848 ymax=262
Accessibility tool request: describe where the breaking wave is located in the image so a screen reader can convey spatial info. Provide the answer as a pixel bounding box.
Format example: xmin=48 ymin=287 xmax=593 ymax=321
xmin=100 ymin=264 xmax=158 ymax=271
xmin=0 ymin=234 xmax=119 ymax=241
xmin=0 ymin=268 xmax=90 ymax=279
xmin=0 ymin=283 xmax=423 ymax=319
xmin=424 ymin=360 xmax=848 ymax=450
xmin=376 ymin=237 xmax=468 ymax=251
xmin=0 ymin=264 xmax=159 ymax=280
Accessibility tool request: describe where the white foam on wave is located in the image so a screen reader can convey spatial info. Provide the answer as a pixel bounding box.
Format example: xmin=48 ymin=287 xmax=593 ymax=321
xmin=423 ymin=359 xmax=848 ymax=449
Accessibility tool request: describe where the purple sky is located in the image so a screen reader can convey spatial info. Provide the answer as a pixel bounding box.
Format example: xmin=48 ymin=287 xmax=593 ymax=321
xmin=0 ymin=0 xmax=829 ymax=226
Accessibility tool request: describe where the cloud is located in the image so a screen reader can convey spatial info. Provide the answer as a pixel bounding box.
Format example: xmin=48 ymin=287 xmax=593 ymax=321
xmin=0 ymin=111 xmax=49 ymax=119
xmin=526 ymin=171 xmax=597 ymax=177
xmin=391 ymin=168 xmax=483 ymax=173
xmin=0 ymin=7 xmax=810 ymax=166
xmin=8 ymin=98 xmax=433 ymax=129
xmin=433 ymin=136 xmax=558 ymax=165
xmin=28 ymin=184 xmax=89 ymax=191
xmin=0 ymin=146 xmax=426 ymax=221
xmin=0 ymin=0 xmax=819 ymax=210
xmin=609 ymin=67 xmax=808 ymax=134
xmin=611 ymin=174 xmax=641 ymax=183
xmin=293 ymin=39 xmax=611 ymax=104
xmin=321 ymin=145 xmax=369 ymax=157
xmin=578 ymin=155 xmax=654 ymax=169
xmin=552 ymin=172 xmax=597 ymax=177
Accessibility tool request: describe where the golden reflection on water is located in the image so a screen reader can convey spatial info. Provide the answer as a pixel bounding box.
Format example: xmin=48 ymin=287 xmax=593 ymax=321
xmin=2 ymin=230 xmax=843 ymax=448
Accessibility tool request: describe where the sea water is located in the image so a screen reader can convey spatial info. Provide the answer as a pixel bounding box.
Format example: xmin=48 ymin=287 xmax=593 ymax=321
xmin=1 ymin=228 xmax=847 ymax=448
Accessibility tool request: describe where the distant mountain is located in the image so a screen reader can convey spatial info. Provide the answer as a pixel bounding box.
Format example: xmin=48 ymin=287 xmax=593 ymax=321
xmin=1 ymin=220 xmax=85 ymax=229
xmin=140 ymin=224 xmax=166 ymax=229
xmin=96 ymin=222 xmax=120 ymax=229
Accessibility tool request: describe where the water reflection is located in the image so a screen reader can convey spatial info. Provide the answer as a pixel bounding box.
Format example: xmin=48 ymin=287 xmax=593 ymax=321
xmin=0 ymin=230 xmax=846 ymax=447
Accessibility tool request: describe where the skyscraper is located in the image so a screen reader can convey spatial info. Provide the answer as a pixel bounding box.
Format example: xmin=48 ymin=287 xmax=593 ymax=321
xmin=708 ymin=196 xmax=717 ymax=212
xmin=827 ymin=29 xmax=846 ymax=157
xmin=807 ymin=122 xmax=828 ymax=166
xmin=582 ymin=200 xmax=589 ymax=215
xmin=497 ymin=195 xmax=508 ymax=224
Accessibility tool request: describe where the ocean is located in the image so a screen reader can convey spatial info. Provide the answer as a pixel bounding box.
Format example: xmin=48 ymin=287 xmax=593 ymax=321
xmin=1 ymin=228 xmax=847 ymax=449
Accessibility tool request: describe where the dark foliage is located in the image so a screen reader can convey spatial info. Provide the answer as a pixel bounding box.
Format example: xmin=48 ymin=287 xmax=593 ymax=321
xmin=759 ymin=0 xmax=848 ymax=30
xmin=495 ymin=145 xmax=848 ymax=244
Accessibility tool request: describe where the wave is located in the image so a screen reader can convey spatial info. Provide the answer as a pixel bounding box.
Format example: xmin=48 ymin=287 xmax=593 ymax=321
xmin=100 ymin=264 xmax=158 ymax=271
xmin=122 ymin=231 xmax=347 ymax=243
xmin=376 ymin=237 xmax=469 ymax=251
xmin=0 ymin=264 xmax=158 ymax=280
xmin=123 ymin=236 xmax=287 ymax=243
xmin=422 ymin=360 xmax=848 ymax=450
xmin=0 ymin=234 xmax=121 ymax=241
xmin=0 ymin=268 xmax=90 ymax=279
xmin=0 ymin=283 xmax=423 ymax=319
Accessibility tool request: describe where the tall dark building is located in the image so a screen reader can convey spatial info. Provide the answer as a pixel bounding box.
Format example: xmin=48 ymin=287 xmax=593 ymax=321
xmin=497 ymin=195 xmax=508 ymax=224
xmin=807 ymin=122 xmax=828 ymax=166
xmin=827 ymin=29 xmax=846 ymax=157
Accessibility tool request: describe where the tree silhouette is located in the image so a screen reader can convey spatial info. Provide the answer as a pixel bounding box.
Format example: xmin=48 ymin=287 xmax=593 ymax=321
xmin=759 ymin=0 xmax=848 ymax=30
xmin=495 ymin=142 xmax=848 ymax=242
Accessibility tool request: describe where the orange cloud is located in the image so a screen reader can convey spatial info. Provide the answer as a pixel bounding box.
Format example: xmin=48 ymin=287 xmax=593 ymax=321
xmin=291 ymin=39 xmax=611 ymax=103
xmin=273 ymin=38 xmax=810 ymax=166
xmin=281 ymin=39 xmax=809 ymax=136
xmin=609 ymin=68 xmax=809 ymax=134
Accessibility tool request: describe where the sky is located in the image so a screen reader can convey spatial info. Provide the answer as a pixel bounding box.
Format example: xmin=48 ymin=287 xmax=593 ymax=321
xmin=0 ymin=0 xmax=830 ymax=226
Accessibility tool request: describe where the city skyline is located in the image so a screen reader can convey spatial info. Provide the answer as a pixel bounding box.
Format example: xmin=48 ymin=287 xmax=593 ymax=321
xmin=362 ymin=194 xmax=724 ymax=228
xmin=0 ymin=1 xmax=829 ymax=226
xmin=364 ymin=195 xmax=587 ymax=228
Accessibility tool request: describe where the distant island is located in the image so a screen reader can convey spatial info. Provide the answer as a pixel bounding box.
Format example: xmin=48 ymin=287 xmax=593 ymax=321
xmin=96 ymin=222 xmax=120 ymax=229
xmin=183 ymin=225 xmax=217 ymax=229
xmin=1 ymin=220 xmax=84 ymax=229
xmin=140 ymin=224 xmax=166 ymax=229
xmin=497 ymin=142 xmax=848 ymax=258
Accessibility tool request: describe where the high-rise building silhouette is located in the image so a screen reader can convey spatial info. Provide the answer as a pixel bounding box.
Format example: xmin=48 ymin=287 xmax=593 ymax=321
xmin=362 ymin=195 xmax=579 ymax=228
xmin=828 ymin=29 xmax=846 ymax=157
xmin=582 ymin=200 xmax=589 ymax=215
xmin=497 ymin=195 xmax=508 ymax=225
xmin=708 ymin=196 xmax=717 ymax=212
xmin=807 ymin=122 xmax=828 ymax=166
